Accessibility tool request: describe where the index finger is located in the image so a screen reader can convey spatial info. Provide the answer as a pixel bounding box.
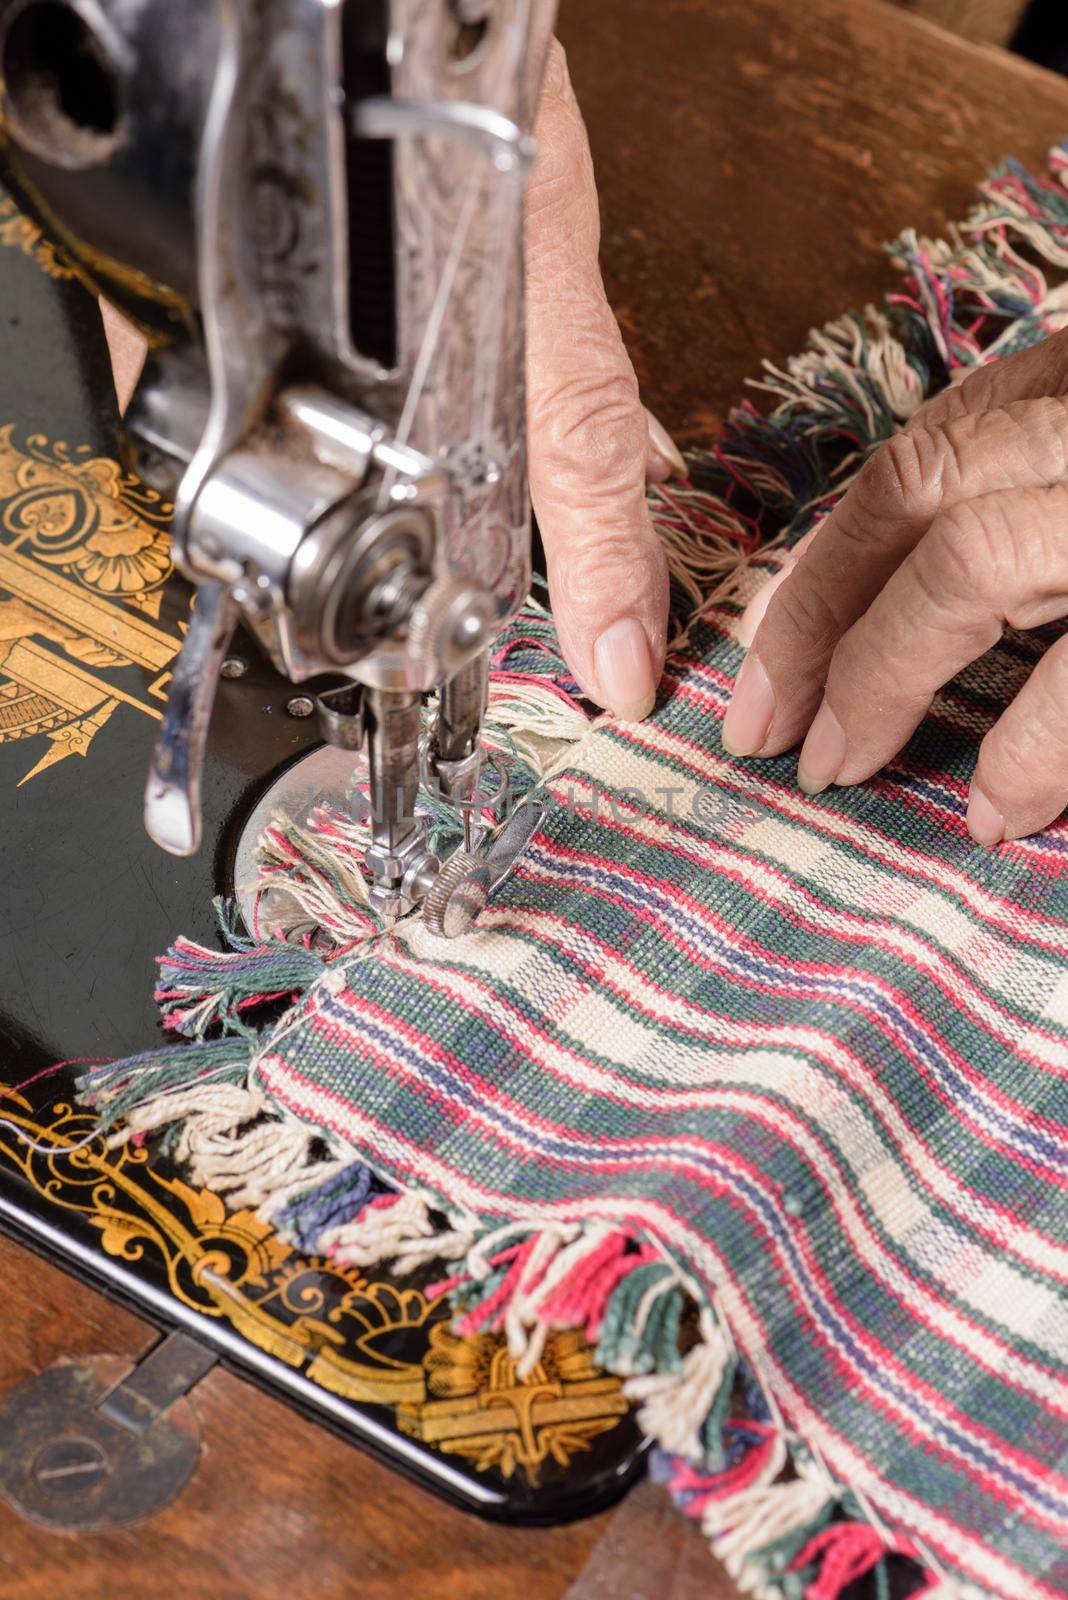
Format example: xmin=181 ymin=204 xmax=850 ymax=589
xmin=723 ymin=392 xmax=1068 ymax=760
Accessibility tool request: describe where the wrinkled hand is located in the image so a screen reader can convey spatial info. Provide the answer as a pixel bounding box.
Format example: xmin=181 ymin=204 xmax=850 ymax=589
xmin=724 ymin=332 xmax=1068 ymax=846
xmin=100 ymin=40 xmax=680 ymax=721
xmin=524 ymin=40 xmax=678 ymax=719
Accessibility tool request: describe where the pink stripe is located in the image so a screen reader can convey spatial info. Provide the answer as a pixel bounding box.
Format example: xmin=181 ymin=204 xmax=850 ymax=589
xmin=297 ymin=988 xmax=1068 ymax=1475
xmin=266 ymin=1048 xmax=1064 ymax=1600
xmin=349 ymin=958 xmax=1068 ymax=1461
xmin=529 ymin=821 xmax=1068 ymax=1171
xmin=654 ymin=667 xmax=1068 ymax=913
xmin=411 ymin=898 xmax=1068 ymax=1267
xmin=257 ymin=1045 xmax=1068 ymax=1533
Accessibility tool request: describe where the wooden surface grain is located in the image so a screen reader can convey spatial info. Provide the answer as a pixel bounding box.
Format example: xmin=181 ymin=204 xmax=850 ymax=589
xmin=0 ymin=1236 xmax=726 ymax=1600
xmin=3 ymin=1 xmax=1068 ymax=1595
xmin=560 ymin=0 xmax=1068 ymax=446
xmin=889 ymin=0 xmax=1027 ymax=46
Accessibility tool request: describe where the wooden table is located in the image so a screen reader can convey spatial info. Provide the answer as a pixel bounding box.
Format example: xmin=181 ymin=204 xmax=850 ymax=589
xmin=3 ymin=1 xmax=1066 ymax=1595
xmin=564 ymin=0 xmax=1068 ymax=446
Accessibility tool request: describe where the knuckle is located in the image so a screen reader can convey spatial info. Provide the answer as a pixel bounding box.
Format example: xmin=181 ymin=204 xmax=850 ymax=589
xmin=978 ymin=705 xmax=1068 ymax=812
xmin=857 ymin=427 xmax=939 ymax=519
xmin=932 ymin=417 xmax=975 ymax=493
xmin=1001 ymin=395 xmax=1068 ymax=482
xmin=1016 ymin=662 xmax=1068 ymax=758
xmin=550 ymin=515 xmax=667 ymax=612
xmin=766 ymin=566 xmax=846 ymax=655
xmin=827 ymin=616 xmax=921 ymax=707
xmin=530 ymin=365 xmax=644 ymax=479
xmin=926 ymin=500 xmax=1003 ymax=600
xmin=977 ymin=729 xmax=1041 ymax=809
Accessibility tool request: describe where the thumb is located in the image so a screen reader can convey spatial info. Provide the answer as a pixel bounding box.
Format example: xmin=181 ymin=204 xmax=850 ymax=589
xmin=525 ymin=42 xmax=669 ymax=720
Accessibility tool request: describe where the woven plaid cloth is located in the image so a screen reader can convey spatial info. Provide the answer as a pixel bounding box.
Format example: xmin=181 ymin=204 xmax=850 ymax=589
xmin=252 ymin=605 xmax=1068 ymax=1597
xmin=81 ymin=147 xmax=1068 ymax=1598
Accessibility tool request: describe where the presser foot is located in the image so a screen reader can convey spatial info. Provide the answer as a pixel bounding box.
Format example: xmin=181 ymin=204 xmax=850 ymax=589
xmin=231 ymin=741 xmax=545 ymax=944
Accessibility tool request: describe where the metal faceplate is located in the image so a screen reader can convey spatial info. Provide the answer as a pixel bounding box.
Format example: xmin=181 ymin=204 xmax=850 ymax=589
xmin=0 ymin=169 xmax=645 ymax=1525
xmin=0 ymin=0 xmax=557 ymax=888
xmin=162 ymin=0 xmax=553 ymax=684
xmin=0 ymin=1337 xmax=215 ymax=1532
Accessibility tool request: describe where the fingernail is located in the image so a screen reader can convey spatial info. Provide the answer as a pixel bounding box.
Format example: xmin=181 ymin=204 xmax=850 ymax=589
xmin=797 ymin=701 xmax=847 ymax=795
xmin=722 ymin=653 xmax=775 ymax=756
xmin=593 ymin=617 xmax=657 ymax=721
xmin=737 ymin=560 xmax=794 ymax=648
xmin=967 ymin=786 xmax=1005 ymax=847
xmin=645 ymin=409 xmax=687 ymax=481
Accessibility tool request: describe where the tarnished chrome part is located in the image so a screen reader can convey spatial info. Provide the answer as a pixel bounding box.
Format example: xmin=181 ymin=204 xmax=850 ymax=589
xmin=423 ymin=849 xmax=490 ymax=940
xmin=424 ymin=651 xmax=491 ymax=837
xmin=123 ymin=346 xmax=211 ymax=499
xmin=316 ymin=683 xmax=368 ymax=753
xmin=355 ymin=97 xmax=536 ymax=174
xmin=363 ymin=687 xmax=439 ymax=919
xmin=384 ymin=0 xmax=554 ymax=624
xmin=484 ymin=799 xmax=546 ymax=890
xmin=422 ymin=799 xmax=547 ymax=940
xmin=286 ymin=500 xmax=436 ymax=672
xmin=142 ymin=0 xmax=274 ymax=850
xmin=0 ymin=0 xmax=558 ymax=908
xmin=408 ymin=580 xmax=495 ymax=685
xmin=232 ymin=751 xmax=545 ymax=944
xmin=437 ymin=655 xmax=489 ymax=764
xmin=279 ymin=387 xmax=450 ymax=500
xmin=144 ymin=581 xmax=240 ymax=855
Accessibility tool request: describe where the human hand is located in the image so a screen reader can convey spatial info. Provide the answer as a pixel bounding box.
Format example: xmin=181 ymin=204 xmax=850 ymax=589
xmin=100 ymin=38 xmax=681 ymax=723
xmin=524 ymin=39 xmax=680 ymax=720
xmin=723 ymin=332 xmax=1068 ymax=845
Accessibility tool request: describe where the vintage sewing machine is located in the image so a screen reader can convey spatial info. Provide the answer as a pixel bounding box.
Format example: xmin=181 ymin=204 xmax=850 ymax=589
xmin=0 ymin=0 xmax=555 ymax=936
xmin=0 ymin=0 xmax=645 ymax=1530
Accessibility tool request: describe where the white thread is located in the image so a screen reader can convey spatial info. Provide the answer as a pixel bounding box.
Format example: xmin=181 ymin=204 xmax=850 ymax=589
xmin=324 ymin=1192 xmax=478 ymax=1274
xmin=624 ymin=1330 xmax=733 ymax=1460
xmin=707 ymin=1468 xmax=832 ymax=1589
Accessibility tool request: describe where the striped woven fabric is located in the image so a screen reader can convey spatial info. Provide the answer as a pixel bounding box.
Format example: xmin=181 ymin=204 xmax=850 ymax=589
xmin=252 ymin=603 xmax=1068 ymax=1597
xmin=81 ymin=148 xmax=1068 ymax=1598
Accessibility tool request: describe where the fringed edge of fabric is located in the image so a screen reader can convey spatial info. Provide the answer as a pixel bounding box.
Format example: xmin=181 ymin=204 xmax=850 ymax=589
xmin=75 ymin=139 xmax=1068 ymax=1600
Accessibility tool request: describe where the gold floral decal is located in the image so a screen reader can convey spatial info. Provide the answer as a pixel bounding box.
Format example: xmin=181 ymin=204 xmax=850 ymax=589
xmin=397 ymin=1322 xmax=630 ymax=1483
xmin=0 ymin=1095 xmax=628 ymax=1483
xmin=0 ymin=426 xmax=182 ymax=783
xmin=0 ymin=194 xmax=77 ymax=281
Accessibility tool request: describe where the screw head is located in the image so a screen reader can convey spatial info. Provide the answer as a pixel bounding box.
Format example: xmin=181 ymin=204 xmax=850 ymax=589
xmin=286 ymin=696 xmax=316 ymax=719
xmin=407 ymin=575 xmax=495 ymax=681
xmin=221 ymin=656 xmax=247 ymax=679
xmin=32 ymin=1437 xmax=108 ymax=1497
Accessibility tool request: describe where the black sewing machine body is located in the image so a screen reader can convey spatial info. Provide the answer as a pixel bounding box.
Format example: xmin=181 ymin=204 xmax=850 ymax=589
xmin=0 ymin=0 xmax=645 ymax=1525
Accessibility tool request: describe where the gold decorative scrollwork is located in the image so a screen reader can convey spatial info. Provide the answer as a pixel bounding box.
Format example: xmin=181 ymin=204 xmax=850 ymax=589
xmin=0 ymin=1095 xmax=629 ymax=1484
xmin=398 ymin=1323 xmax=630 ymax=1483
xmin=0 ymin=425 xmax=182 ymax=782
xmin=0 ymin=194 xmax=77 ymax=282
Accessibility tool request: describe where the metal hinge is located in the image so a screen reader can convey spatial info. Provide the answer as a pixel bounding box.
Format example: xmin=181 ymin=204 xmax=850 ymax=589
xmin=0 ymin=1331 xmax=217 ymax=1531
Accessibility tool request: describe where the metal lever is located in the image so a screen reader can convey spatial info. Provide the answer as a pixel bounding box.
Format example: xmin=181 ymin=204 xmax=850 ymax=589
xmin=145 ymin=580 xmax=239 ymax=855
xmin=0 ymin=1332 xmax=217 ymax=1532
xmin=354 ymin=97 xmax=536 ymax=176
xmin=97 ymin=1333 xmax=217 ymax=1435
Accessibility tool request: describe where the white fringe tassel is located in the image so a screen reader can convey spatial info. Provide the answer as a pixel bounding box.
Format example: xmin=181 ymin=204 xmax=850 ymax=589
xmin=624 ymin=1328 xmax=734 ymax=1460
xmin=116 ymin=1082 xmax=352 ymax=1215
xmin=322 ymin=1191 xmax=479 ymax=1277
